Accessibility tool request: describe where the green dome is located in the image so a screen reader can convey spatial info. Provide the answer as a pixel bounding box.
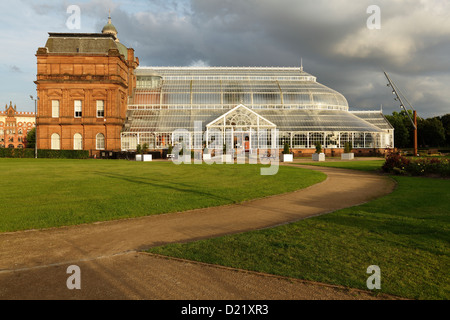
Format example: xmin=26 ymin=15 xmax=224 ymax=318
xmin=102 ymin=16 xmax=118 ymax=39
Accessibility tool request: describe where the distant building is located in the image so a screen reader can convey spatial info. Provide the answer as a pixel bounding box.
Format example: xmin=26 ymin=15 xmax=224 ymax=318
xmin=0 ymin=102 xmax=36 ymax=149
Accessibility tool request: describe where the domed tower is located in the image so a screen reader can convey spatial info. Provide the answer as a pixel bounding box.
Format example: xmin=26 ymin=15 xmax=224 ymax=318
xmin=102 ymin=12 xmax=119 ymax=42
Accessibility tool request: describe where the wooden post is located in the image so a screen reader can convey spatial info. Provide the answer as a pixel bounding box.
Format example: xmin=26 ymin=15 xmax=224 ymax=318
xmin=414 ymin=110 xmax=418 ymax=156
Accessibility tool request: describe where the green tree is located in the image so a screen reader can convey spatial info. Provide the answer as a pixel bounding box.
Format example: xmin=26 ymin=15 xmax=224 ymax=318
xmin=26 ymin=128 xmax=36 ymax=149
xmin=440 ymin=114 xmax=450 ymax=146
xmin=418 ymin=117 xmax=446 ymax=147
xmin=385 ymin=112 xmax=410 ymax=148
xmin=283 ymin=142 xmax=290 ymax=154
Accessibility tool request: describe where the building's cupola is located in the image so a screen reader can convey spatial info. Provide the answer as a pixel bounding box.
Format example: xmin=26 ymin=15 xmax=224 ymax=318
xmin=101 ymin=12 xmax=119 ymax=42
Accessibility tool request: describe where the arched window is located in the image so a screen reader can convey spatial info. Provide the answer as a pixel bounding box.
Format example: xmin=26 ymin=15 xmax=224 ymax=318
xmin=96 ymin=133 xmax=105 ymax=150
xmin=74 ymin=133 xmax=82 ymax=150
xmin=51 ymin=133 xmax=60 ymax=150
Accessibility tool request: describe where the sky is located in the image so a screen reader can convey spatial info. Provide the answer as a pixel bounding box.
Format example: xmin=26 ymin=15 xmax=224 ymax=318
xmin=0 ymin=0 xmax=449 ymax=118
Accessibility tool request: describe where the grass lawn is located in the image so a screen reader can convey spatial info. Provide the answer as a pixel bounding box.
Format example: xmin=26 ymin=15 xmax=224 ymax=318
xmin=149 ymin=163 xmax=450 ymax=300
xmin=0 ymin=158 xmax=325 ymax=232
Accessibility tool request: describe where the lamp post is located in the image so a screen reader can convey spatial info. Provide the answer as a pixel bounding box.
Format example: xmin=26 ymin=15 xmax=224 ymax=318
xmin=384 ymin=71 xmax=418 ymax=156
xmin=30 ymin=95 xmax=39 ymax=159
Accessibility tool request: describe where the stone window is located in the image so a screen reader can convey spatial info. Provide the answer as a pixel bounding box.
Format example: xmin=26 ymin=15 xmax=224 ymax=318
xmin=96 ymin=133 xmax=105 ymax=150
xmin=74 ymin=100 xmax=82 ymax=118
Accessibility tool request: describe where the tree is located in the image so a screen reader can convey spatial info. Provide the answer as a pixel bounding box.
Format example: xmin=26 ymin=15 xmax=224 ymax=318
xmin=26 ymin=128 xmax=36 ymax=149
xmin=315 ymin=141 xmax=322 ymax=154
xmin=440 ymin=114 xmax=450 ymax=146
xmin=142 ymin=143 xmax=149 ymax=154
xmin=418 ymin=117 xmax=446 ymax=147
xmin=385 ymin=112 xmax=410 ymax=148
xmin=283 ymin=142 xmax=290 ymax=154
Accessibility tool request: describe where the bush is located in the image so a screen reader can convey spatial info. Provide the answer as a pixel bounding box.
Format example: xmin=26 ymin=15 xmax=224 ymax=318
xmin=344 ymin=142 xmax=353 ymax=153
xmin=283 ymin=142 xmax=290 ymax=154
xmin=382 ymin=153 xmax=410 ymax=173
xmin=0 ymin=148 xmax=34 ymax=158
xmin=0 ymin=148 xmax=89 ymax=159
xmin=315 ymin=141 xmax=322 ymax=154
xmin=383 ymin=153 xmax=450 ymax=177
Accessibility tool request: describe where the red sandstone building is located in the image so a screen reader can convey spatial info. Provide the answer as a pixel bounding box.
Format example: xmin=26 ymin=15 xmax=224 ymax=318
xmin=0 ymin=102 xmax=36 ymax=149
xmin=34 ymin=16 xmax=138 ymax=155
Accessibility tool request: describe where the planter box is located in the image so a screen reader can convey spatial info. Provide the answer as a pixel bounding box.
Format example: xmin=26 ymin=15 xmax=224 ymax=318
xmin=312 ymin=153 xmax=325 ymax=162
xmin=179 ymin=155 xmax=191 ymax=163
xmin=223 ymin=154 xmax=233 ymax=163
xmin=211 ymin=154 xmax=233 ymax=163
xmin=282 ymin=154 xmax=293 ymax=162
xmin=341 ymin=153 xmax=354 ymax=160
xmin=136 ymin=154 xmax=152 ymax=162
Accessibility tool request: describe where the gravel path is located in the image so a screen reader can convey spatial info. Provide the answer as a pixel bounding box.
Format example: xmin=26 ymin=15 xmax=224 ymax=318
xmin=0 ymin=165 xmax=399 ymax=300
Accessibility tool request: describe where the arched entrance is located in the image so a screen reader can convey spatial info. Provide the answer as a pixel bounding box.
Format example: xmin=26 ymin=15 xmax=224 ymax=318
xmin=205 ymin=104 xmax=277 ymax=156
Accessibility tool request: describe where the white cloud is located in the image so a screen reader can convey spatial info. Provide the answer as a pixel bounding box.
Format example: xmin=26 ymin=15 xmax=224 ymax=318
xmin=189 ymin=59 xmax=210 ymax=67
xmin=333 ymin=0 xmax=450 ymax=64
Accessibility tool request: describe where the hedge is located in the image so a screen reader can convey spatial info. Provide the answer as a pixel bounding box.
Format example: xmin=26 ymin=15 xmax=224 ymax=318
xmin=0 ymin=148 xmax=89 ymax=159
xmin=382 ymin=153 xmax=450 ymax=177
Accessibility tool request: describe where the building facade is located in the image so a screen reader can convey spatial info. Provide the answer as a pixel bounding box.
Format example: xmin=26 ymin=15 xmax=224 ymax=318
xmin=35 ymin=16 xmax=393 ymax=157
xmin=121 ymin=67 xmax=394 ymax=156
xmin=0 ymin=102 xmax=36 ymax=149
xmin=35 ymin=16 xmax=139 ymax=155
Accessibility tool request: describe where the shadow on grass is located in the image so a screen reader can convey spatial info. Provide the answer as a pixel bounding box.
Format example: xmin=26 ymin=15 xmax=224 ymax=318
xmin=92 ymin=170 xmax=238 ymax=204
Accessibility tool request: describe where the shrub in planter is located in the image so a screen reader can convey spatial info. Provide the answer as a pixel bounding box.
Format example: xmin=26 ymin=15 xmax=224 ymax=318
xmin=282 ymin=142 xmax=293 ymax=162
xmin=341 ymin=142 xmax=354 ymax=160
xmin=315 ymin=141 xmax=322 ymax=154
xmin=142 ymin=143 xmax=149 ymax=154
xmin=344 ymin=142 xmax=353 ymax=154
xmin=312 ymin=142 xmax=325 ymax=161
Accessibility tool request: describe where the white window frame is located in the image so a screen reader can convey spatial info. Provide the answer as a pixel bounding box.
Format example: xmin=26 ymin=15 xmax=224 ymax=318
xmin=74 ymin=100 xmax=82 ymax=118
xmin=73 ymin=133 xmax=83 ymax=150
xmin=52 ymin=100 xmax=60 ymax=118
xmin=51 ymin=133 xmax=60 ymax=150
xmin=96 ymin=133 xmax=105 ymax=150
xmin=96 ymin=100 xmax=105 ymax=118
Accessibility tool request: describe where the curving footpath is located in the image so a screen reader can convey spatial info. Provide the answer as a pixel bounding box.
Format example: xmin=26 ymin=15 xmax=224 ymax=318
xmin=0 ymin=165 xmax=399 ymax=300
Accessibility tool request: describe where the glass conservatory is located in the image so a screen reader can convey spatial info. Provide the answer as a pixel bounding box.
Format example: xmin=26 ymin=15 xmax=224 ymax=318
xmin=121 ymin=67 xmax=393 ymax=152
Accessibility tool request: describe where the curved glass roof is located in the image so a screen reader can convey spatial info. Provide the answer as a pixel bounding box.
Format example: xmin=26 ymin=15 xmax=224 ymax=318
xmin=131 ymin=67 xmax=349 ymax=111
xmin=123 ymin=108 xmax=383 ymax=133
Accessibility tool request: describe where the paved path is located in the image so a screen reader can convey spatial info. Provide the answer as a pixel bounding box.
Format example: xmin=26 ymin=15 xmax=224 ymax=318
xmin=0 ymin=165 xmax=398 ymax=300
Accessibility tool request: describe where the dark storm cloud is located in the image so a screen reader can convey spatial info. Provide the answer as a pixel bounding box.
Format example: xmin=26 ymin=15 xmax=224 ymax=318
xmin=22 ymin=0 xmax=450 ymax=117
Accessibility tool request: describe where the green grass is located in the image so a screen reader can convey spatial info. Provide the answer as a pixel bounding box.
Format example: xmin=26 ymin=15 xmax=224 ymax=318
xmin=149 ymin=167 xmax=450 ymax=300
xmin=298 ymin=159 xmax=385 ymax=172
xmin=0 ymin=158 xmax=325 ymax=232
